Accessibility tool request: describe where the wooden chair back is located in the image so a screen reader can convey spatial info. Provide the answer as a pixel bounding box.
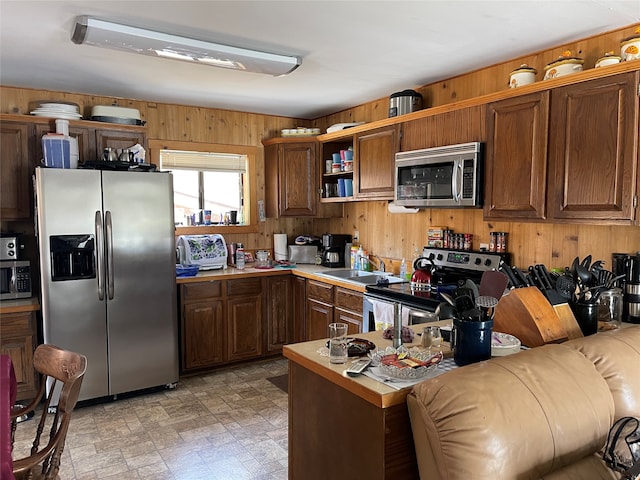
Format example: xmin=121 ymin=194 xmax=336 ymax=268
xmin=10 ymin=344 xmax=87 ymax=480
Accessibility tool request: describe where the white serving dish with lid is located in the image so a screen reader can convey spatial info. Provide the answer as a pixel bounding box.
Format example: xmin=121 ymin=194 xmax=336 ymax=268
xmin=620 ymin=28 xmax=640 ymax=61
xmin=595 ymin=52 xmax=622 ymax=68
xmin=543 ymin=52 xmax=584 ymax=80
xmin=509 ymin=64 xmax=537 ymax=88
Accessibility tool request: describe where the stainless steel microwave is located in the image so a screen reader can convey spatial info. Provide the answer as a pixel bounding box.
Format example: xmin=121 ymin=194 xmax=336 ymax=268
xmin=394 ymin=142 xmax=483 ymax=208
xmin=0 ymin=260 xmax=32 ymax=300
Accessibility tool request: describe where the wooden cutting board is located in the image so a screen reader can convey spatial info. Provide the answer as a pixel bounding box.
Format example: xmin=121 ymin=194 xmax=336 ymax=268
xmin=493 ymin=287 xmax=569 ymax=347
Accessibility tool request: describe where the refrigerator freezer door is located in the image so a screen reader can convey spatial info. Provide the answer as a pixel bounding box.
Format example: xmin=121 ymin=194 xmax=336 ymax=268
xmin=101 ymin=171 xmax=178 ymax=395
xmin=36 ymin=168 xmax=110 ymax=401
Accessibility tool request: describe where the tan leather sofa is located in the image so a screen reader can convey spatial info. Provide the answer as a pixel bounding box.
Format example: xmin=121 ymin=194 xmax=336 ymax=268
xmin=407 ymin=326 xmax=640 ymax=480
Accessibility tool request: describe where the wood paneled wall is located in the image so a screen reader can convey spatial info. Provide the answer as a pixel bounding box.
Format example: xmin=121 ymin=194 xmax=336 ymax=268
xmin=2 ymin=22 xmax=639 ymax=269
xmin=314 ymin=23 xmax=640 ymax=271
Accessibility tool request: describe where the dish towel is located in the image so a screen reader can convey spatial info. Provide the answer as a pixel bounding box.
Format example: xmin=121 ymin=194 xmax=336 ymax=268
xmin=371 ymin=300 xmax=410 ymax=330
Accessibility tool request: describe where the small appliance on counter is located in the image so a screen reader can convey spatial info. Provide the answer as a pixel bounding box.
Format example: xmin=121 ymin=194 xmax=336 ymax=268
xmin=176 ymin=234 xmax=227 ymax=270
xmin=0 ymin=234 xmax=24 ymax=261
xmin=321 ymin=233 xmax=352 ymax=268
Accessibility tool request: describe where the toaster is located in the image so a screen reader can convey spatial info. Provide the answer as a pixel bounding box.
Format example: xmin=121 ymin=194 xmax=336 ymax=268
xmin=176 ymin=234 xmax=227 ymax=270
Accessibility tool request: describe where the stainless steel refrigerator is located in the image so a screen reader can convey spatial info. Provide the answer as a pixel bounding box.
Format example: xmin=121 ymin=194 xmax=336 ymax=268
xmin=35 ymin=167 xmax=178 ymax=402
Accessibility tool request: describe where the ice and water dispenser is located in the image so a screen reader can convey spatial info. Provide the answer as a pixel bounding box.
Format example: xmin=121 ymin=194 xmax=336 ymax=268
xmin=49 ymin=235 xmax=96 ymax=281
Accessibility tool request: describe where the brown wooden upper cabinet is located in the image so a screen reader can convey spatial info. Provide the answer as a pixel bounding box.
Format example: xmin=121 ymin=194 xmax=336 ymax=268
xmin=264 ymin=137 xmax=342 ymax=218
xmin=34 ymin=122 xmax=147 ymax=166
xmin=0 ymin=120 xmax=34 ymax=220
xmin=353 ymin=125 xmax=400 ymax=200
xmin=485 ymin=71 xmax=638 ymax=224
xmin=547 ymin=71 xmax=638 ymax=223
xmin=264 ymin=140 xmax=318 ymax=217
xmin=485 ymin=91 xmax=550 ymax=220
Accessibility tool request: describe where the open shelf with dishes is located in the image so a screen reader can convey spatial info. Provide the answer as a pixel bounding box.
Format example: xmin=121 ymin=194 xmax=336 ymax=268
xmin=320 ymin=139 xmax=354 ymax=201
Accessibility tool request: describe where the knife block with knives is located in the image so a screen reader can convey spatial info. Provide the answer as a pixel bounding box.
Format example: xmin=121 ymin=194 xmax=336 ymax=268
xmin=493 ymin=287 xmax=580 ymax=347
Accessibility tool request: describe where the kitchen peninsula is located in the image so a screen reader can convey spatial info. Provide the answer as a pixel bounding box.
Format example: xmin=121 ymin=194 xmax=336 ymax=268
xmin=282 ymin=323 xmax=451 ymax=480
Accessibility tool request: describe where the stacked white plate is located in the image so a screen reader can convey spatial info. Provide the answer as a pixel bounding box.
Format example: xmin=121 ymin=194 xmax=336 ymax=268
xmin=30 ymin=103 xmax=82 ymax=120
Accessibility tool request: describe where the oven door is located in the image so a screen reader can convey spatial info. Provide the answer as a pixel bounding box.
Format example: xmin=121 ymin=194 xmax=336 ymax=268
xmin=363 ymin=294 xmax=437 ymax=332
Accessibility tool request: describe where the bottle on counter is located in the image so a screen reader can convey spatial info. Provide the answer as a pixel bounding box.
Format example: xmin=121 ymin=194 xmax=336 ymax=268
xmin=236 ymin=243 xmax=245 ymax=270
xmin=400 ymin=258 xmax=407 ymax=280
xmin=356 ymin=246 xmax=364 ymax=271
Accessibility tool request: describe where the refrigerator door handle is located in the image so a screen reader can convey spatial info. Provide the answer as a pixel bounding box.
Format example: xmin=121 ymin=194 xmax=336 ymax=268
xmin=95 ymin=210 xmax=105 ymax=301
xmin=105 ymin=210 xmax=115 ymax=300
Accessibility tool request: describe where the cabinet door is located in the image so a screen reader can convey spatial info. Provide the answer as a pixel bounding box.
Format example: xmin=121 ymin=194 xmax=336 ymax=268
xmin=484 ymin=92 xmax=549 ymax=220
xmin=548 ymin=72 xmax=638 ymax=223
xmin=306 ymin=299 xmax=333 ymax=341
xmin=265 ymin=276 xmax=292 ymax=353
xmin=292 ymin=276 xmax=307 ymax=343
xmin=95 ymin=129 xmax=147 ymax=157
xmin=354 ymin=125 xmax=399 ymax=199
xmin=265 ymin=142 xmax=318 ymax=217
xmin=0 ymin=121 xmax=33 ymax=220
xmin=227 ymin=295 xmax=263 ymax=361
xmin=181 ymin=300 xmax=225 ymax=371
xmin=0 ymin=311 xmax=37 ymax=401
xmin=333 ymin=308 xmax=362 ymax=334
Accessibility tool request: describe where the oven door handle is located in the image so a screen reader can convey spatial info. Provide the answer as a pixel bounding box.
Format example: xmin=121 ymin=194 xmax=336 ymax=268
xmin=451 ymin=160 xmax=462 ymax=202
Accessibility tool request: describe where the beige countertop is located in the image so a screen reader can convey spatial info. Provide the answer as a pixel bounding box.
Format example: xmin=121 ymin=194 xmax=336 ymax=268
xmin=176 ymin=263 xmax=373 ymax=292
xmin=283 ymin=321 xmax=453 ymax=409
xmin=0 ymin=297 xmax=41 ymax=314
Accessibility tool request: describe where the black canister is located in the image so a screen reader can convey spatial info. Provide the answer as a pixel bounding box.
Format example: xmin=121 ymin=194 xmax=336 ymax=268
xmin=451 ymin=318 xmax=493 ymax=366
xmin=571 ymin=302 xmax=598 ymax=335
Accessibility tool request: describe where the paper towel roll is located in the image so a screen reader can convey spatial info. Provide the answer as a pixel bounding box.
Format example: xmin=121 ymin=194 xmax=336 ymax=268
xmin=274 ymin=234 xmax=288 ymax=261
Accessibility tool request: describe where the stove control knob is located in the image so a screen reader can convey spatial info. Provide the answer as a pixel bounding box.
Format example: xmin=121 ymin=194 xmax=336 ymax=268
xmin=436 ymin=254 xmax=443 ymax=261
xmin=474 ymin=258 xmax=482 ymax=265
xmin=485 ymin=259 xmax=493 ymax=267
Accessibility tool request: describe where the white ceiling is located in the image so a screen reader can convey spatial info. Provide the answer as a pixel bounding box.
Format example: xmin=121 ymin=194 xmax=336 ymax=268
xmin=1 ymin=1 xmax=639 ymax=119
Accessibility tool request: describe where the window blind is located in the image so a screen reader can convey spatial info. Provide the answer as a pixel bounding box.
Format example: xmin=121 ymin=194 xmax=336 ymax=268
xmin=160 ymin=149 xmax=247 ymax=173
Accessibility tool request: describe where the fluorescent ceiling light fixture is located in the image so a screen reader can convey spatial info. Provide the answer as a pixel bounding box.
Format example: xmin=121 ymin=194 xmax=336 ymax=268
xmin=71 ymin=15 xmax=301 ymax=76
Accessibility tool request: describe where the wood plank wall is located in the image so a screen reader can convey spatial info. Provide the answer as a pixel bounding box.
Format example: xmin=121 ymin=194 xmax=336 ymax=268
xmin=2 ymin=23 xmax=639 ymax=271
xmin=312 ymin=23 xmax=640 ymax=272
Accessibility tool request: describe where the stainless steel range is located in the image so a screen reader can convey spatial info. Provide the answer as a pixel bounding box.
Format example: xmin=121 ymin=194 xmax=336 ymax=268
xmin=364 ymin=248 xmax=509 ymax=329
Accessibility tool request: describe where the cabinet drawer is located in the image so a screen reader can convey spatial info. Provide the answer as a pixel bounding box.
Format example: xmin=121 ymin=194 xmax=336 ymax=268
xmin=334 ymin=287 xmax=363 ymax=313
xmin=227 ymin=278 xmax=262 ymax=297
xmin=307 ymin=280 xmax=334 ymax=304
xmin=182 ymin=281 xmax=223 ymax=302
xmin=0 ymin=311 xmax=36 ymax=336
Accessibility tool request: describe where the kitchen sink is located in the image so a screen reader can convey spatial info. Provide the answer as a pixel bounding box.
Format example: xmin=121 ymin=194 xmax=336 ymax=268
xmin=318 ymin=269 xmax=407 ymax=285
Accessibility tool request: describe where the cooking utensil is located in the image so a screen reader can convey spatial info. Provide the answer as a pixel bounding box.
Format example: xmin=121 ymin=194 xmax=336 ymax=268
xmin=465 ymin=279 xmax=480 ymax=300
xmin=440 ymin=292 xmax=456 ymax=307
xmin=454 ymin=294 xmax=476 ymax=314
xmin=556 ymin=273 xmax=576 ymax=300
xmin=580 ymin=255 xmax=592 ymax=270
xmin=575 ymin=264 xmax=592 ymax=285
xmin=476 ymin=295 xmax=498 ymax=322
xmin=479 ymin=270 xmax=509 ymax=300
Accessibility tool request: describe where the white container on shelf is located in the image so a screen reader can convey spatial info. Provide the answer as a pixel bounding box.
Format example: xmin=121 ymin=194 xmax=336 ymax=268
xmin=55 ymin=119 xmax=78 ymax=168
xmin=41 ymin=133 xmax=71 ymax=168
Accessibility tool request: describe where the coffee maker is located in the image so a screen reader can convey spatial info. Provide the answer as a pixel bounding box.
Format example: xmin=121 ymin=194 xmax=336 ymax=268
xmin=321 ymin=234 xmax=352 ymax=268
xmin=613 ymin=252 xmax=640 ymax=324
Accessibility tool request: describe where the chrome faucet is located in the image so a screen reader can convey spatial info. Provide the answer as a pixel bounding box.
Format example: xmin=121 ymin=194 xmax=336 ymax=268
xmin=369 ymin=255 xmax=385 ymax=272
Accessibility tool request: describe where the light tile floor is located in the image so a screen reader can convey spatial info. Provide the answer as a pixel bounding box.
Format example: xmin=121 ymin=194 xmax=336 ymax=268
xmin=12 ymin=358 xmax=289 ymax=480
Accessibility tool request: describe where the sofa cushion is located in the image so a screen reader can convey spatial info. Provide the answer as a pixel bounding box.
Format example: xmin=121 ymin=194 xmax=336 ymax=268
xmin=564 ymin=326 xmax=640 ymax=419
xmin=408 ymin=344 xmax=615 ymax=480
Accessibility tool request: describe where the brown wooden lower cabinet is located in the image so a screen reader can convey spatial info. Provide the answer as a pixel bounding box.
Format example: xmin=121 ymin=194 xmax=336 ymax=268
xmin=180 ymin=274 xmax=297 ymax=373
xmin=305 ymin=280 xmax=364 ymax=340
xmin=288 ymin=361 xmax=418 ymax=480
xmin=265 ymin=276 xmax=293 ymax=354
xmin=0 ymin=311 xmax=38 ymax=401
xmin=180 ymin=281 xmax=226 ymax=371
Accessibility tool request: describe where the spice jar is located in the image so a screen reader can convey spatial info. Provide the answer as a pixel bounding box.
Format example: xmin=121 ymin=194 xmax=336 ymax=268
xmin=489 ymin=232 xmax=497 ymax=252
xmin=496 ymin=232 xmax=507 ymax=253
